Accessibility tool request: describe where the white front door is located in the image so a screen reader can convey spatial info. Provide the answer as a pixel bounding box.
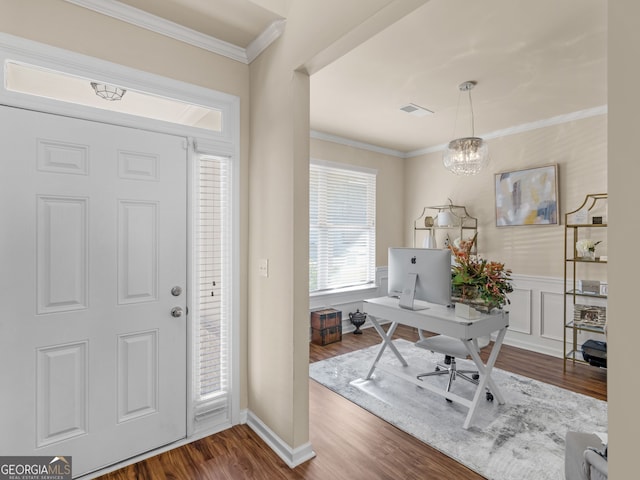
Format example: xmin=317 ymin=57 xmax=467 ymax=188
xmin=0 ymin=106 xmax=187 ymax=477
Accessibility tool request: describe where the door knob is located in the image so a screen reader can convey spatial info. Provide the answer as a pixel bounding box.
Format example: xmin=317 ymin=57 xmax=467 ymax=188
xmin=171 ymin=286 xmax=183 ymax=296
xmin=171 ymin=307 xmax=183 ymax=318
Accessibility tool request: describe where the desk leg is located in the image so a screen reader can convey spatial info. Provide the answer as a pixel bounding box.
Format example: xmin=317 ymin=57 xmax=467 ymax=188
xmin=365 ymin=317 xmax=407 ymax=380
xmin=462 ymin=327 xmax=507 ymax=429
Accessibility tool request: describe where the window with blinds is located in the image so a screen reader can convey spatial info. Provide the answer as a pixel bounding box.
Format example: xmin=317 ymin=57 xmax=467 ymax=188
xmin=310 ymin=161 xmax=376 ymax=293
xmin=194 ymin=154 xmax=232 ymax=426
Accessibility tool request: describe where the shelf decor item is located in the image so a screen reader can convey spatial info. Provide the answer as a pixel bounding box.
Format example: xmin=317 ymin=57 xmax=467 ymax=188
xmin=449 ymin=233 xmax=513 ymax=312
xmin=422 ymin=228 xmax=437 ymax=248
xmin=573 ymin=304 xmax=606 ymax=328
xmin=576 ymin=239 xmax=601 ymax=260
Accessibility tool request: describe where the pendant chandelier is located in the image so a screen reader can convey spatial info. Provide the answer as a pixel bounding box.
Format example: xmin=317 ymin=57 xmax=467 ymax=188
xmin=443 ymin=81 xmax=488 ymax=176
xmin=91 ymin=82 xmax=126 ymax=101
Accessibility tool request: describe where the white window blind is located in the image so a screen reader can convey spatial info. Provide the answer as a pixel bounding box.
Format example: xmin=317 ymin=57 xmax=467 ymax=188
xmin=310 ymin=161 xmax=376 ymax=293
xmin=194 ymin=154 xmax=231 ymax=425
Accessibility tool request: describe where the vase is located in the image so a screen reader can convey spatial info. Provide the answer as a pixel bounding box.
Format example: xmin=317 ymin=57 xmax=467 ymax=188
xmin=423 ymin=229 xmax=437 ymax=248
xmin=452 ymin=286 xmax=498 ymax=313
xmin=348 ymin=309 xmax=367 ymax=334
xmin=452 ymin=297 xmax=497 ymax=314
xmin=581 ymin=250 xmax=596 ymax=261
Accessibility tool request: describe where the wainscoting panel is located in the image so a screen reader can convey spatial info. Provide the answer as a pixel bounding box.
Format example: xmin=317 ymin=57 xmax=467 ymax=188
xmin=506 ymin=288 xmax=532 ymax=335
xmin=541 ymin=291 xmax=564 ymax=341
xmin=500 ymin=274 xmax=564 ymax=357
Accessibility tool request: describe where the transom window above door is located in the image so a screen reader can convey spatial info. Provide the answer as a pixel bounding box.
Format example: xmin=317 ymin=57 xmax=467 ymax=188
xmin=5 ymin=61 xmax=223 ymax=131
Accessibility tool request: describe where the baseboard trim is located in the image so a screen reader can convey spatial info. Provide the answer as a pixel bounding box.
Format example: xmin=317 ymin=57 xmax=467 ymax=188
xmin=246 ymin=411 xmax=316 ymax=468
xmin=503 ymin=335 xmax=563 ymax=359
xmin=239 ymin=407 xmax=249 ymax=425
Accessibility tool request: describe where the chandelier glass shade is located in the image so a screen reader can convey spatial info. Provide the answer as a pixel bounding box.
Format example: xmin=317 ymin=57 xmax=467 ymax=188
xmin=91 ymin=82 xmax=126 ymax=101
xmin=443 ymin=81 xmax=488 ymax=176
xmin=443 ymin=136 xmax=489 ymax=175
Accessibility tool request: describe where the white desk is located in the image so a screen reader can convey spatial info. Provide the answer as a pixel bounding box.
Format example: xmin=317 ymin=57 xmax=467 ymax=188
xmin=363 ymin=296 xmax=509 ymax=429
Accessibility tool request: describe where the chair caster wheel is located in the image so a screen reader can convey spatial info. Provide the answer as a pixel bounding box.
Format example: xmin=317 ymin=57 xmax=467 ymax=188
xmin=486 ymin=392 xmax=494 ymax=402
xmin=472 ymin=374 xmax=480 ymax=380
xmin=435 ymin=366 xmax=441 ymax=372
xmin=446 ymin=398 xmax=453 ymax=403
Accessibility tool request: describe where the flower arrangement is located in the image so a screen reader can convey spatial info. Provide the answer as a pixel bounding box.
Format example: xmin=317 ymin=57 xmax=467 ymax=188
xmin=576 ymin=239 xmax=601 ymax=254
xmin=449 ymin=233 xmax=513 ymax=311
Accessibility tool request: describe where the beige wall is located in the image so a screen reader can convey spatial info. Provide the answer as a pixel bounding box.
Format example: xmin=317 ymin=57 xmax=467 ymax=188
xmin=247 ymin=0 xmax=427 ymax=450
xmin=0 ymin=0 xmax=253 ymax=411
xmin=608 ymin=1 xmax=637 ymax=476
xmin=310 ymin=138 xmax=405 ymax=266
xmin=404 ymin=114 xmax=607 ymax=278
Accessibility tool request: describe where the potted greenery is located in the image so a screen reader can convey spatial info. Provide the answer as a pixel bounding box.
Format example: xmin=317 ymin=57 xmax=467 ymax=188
xmin=449 ymin=233 xmax=513 ymax=312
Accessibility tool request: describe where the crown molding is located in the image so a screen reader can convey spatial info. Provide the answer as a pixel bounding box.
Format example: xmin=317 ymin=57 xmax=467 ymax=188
xmin=405 ymin=105 xmax=608 ymax=158
xmin=310 ymin=130 xmax=406 ymax=158
xmin=64 ymin=0 xmax=283 ymax=64
xmin=311 ymin=105 xmax=607 ymax=159
xmin=246 ymin=19 xmax=286 ymax=63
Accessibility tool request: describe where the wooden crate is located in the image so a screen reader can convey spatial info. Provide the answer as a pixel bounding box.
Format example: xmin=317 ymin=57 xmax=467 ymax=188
xmin=310 ymin=309 xmax=342 ymax=330
xmin=310 ymin=309 xmax=342 ymax=345
xmin=311 ymin=324 xmax=342 ymax=346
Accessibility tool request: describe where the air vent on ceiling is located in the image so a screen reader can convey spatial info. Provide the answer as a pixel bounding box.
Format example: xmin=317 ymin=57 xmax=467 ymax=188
xmin=399 ymin=103 xmax=434 ymax=117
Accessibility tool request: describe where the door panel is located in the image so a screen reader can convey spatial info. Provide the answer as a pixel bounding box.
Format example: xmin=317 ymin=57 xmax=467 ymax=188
xmin=0 ymin=106 xmax=187 ymax=477
xmin=37 ymin=195 xmax=89 ymax=314
xmin=118 ymin=200 xmax=159 ymax=304
xmin=36 ymin=341 xmax=89 ymax=447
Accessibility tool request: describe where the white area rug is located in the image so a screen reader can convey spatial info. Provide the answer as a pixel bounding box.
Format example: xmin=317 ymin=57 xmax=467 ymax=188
xmin=309 ymin=339 xmax=607 ymax=480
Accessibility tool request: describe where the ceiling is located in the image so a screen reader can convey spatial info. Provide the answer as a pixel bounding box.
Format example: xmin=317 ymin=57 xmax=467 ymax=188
xmin=310 ymin=0 xmax=607 ymax=154
xmin=82 ymin=0 xmax=608 ymax=155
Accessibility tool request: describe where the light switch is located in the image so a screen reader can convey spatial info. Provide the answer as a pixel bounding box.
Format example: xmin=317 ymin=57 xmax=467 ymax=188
xmin=259 ymin=258 xmax=269 ymax=277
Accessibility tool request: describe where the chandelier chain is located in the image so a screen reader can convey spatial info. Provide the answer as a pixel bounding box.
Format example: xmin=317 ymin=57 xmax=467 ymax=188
xmin=467 ymin=87 xmax=475 ymax=137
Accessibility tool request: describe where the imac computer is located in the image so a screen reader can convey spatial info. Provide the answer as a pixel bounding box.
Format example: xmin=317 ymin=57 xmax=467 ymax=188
xmin=388 ymin=247 xmax=452 ymax=310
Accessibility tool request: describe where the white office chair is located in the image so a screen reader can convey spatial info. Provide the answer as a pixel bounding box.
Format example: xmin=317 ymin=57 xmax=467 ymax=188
xmin=415 ymin=334 xmax=494 ymax=401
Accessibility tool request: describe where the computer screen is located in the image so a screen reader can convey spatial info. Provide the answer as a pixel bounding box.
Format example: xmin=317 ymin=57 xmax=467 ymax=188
xmin=387 ymin=247 xmax=452 ymax=309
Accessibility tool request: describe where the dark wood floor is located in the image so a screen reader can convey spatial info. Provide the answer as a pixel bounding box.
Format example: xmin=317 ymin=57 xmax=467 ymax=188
xmin=99 ymin=325 xmax=606 ymax=480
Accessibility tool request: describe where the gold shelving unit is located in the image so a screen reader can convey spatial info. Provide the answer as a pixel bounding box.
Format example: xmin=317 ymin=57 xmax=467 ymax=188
xmin=413 ymin=203 xmax=477 ymax=252
xmin=563 ymin=193 xmax=608 ymax=371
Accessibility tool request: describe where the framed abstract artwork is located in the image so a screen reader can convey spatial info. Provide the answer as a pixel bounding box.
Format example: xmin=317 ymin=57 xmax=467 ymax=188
xmin=495 ymin=164 xmax=559 ymax=226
